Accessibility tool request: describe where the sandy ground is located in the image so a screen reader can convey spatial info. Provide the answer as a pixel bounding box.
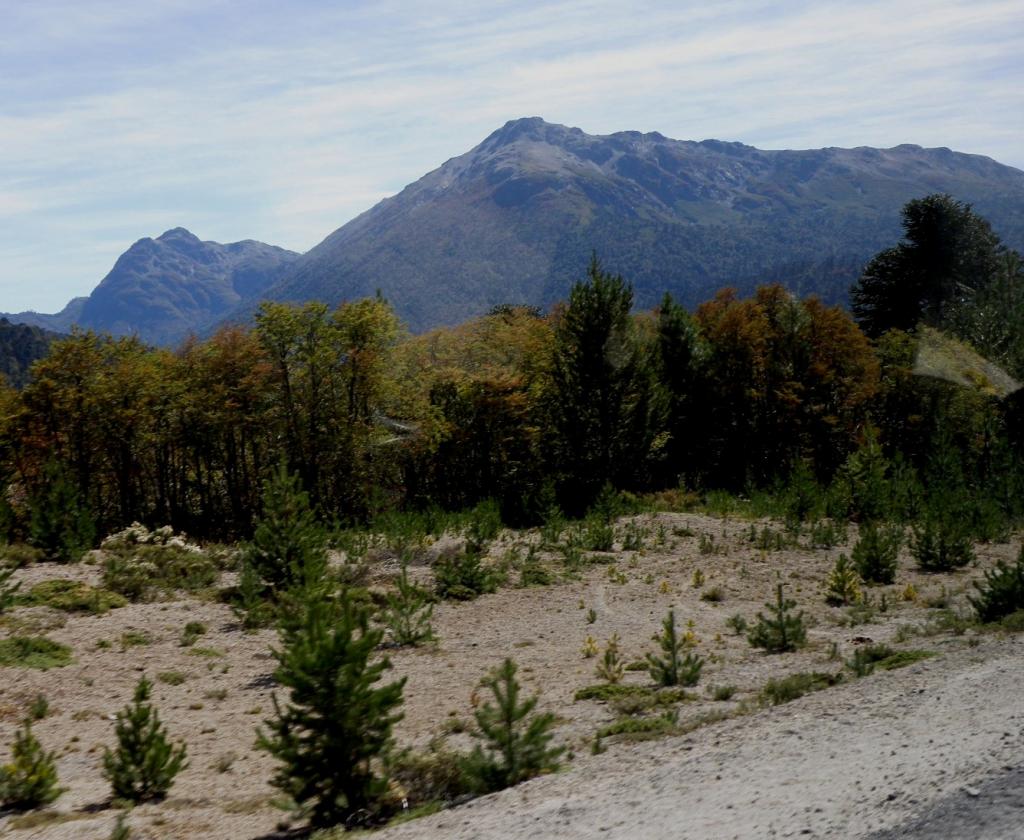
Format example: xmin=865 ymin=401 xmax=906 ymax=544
xmin=1 ymin=512 xmax=1021 ymax=839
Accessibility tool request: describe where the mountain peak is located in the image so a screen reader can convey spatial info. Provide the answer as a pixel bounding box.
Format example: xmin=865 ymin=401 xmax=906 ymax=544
xmin=482 ymin=116 xmax=580 ymax=149
xmin=157 ymin=227 xmax=201 ymax=243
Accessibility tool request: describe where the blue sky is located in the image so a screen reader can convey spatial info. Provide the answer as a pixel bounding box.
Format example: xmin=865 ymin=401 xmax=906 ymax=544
xmin=2 ymin=0 xmax=1022 ymax=312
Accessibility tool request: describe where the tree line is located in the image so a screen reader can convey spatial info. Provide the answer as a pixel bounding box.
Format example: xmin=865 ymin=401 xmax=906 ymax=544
xmin=3 ymin=194 xmax=1024 ymax=550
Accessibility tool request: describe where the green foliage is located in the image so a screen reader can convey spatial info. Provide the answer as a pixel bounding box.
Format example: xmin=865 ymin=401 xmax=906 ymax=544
xmin=108 ymin=812 xmax=132 ymax=840
xmin=433 ymin=549 xmax=497 ymax=601
xmin=23 ymin=579 xmax=126 ymax=614
xmin=258 ymin=595 xmax=405 ymax=828
xmin=102 ymin=544 xmax=218 ymax=602
xmin=595 ymin=633 xmax=624 ymax=684
xmin=381 ymin=564 xmax=435 ymax=647
xmin=748 ymin=584 xmax=807 ymax=653
xmin=460 ymin=658 xmax=563 ymax=794
xmin=0 ymin=563 xmax=20 ymax=613
xmin=103 ymin=676 xmax=188 ymax=803
xmin=464 ymin=499 xmax=502 ymax=554
xmin=28 ymin=461 xmax=95 ymax=563
xmin=851 ymin=522 xmax=902 ymax=584
xmin=970 ymin=548 xmax=1024 ymax=622
xmin=179 ymin=621 xmax=207 ymax=647
xmin=911 ymin=517 xmax=974 ymax=572
xmin=28 ymin=695 xmax=49 ymax=721
xmin=232 ymin=559 xmax=275 ymax=629
xmin=824 ymin=554 xmax=862 ymax=606
xmin=0 ymin=722 xmax=63 ymax=810
xmin=243 ymin=464 xmax=328 ymax=594
xmin=646 ymin=610 xmax=704 ymax=687
xmin=0 ymin=636 xmax=72 ymax=669
xmin=760 ymin=672 xmax=841 ymax=705
xmin=388 ymin=744 xmax=471 ymax=808
xmin=835 ymin=428 xmax=891 ymax=523
xmin=725 ymin=613 xmax=748 ymax=636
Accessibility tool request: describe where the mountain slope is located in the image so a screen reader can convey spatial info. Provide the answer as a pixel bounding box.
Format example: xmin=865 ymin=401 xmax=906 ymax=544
xmin=4 ymin=229 xmax=300 ymax=346
xmin=260 ymin=117 xmax=1024 ymax=330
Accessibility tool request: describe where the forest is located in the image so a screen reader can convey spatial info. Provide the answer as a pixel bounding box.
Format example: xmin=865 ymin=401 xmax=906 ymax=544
xmin=2 ymin=194 xmax=1023 ymax=553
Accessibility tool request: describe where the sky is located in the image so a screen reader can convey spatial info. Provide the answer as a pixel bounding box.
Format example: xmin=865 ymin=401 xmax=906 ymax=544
xmin=2 ymin=0 xmax=1022 ymax=313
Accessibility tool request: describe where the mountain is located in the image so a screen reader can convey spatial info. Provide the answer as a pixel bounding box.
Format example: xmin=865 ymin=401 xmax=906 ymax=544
xmin=4 ymin=229 xmax=300 ymax=346
xmin=0 ymin=318 xmax=63 ymax=388
xmin=255 ymin=117 xmax=1024 ymax=330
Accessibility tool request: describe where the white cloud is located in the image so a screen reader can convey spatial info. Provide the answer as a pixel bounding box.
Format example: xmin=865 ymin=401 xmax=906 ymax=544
xmin=1 ymin=0 xmax=1022 ymax=311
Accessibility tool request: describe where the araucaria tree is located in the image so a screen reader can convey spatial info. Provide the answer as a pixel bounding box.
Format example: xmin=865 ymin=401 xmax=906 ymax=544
xmin=548 ymin=255 xmax=655 ymax=513
xmin=103 ymin=676 xmax=188 ymax=802
xmin=258 ymin=595 xmax=406 ymax=828
xmin=461 ymin=658 xmax=563 ymax=794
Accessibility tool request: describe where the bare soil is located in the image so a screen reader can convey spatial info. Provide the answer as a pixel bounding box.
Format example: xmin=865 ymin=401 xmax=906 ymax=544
xmin=1 ymin=512 xmax=1020 ymax=839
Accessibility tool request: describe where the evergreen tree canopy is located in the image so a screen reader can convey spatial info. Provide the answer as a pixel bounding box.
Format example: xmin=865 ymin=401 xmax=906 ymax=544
xmin=852 ymin=194 xmax=1007 ymax=337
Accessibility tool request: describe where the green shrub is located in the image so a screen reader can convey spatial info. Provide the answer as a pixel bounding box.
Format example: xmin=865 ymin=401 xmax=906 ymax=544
xmin=646 ymin=610 xmax=704 ymax=687
xmin=760 ymin=672 xmax=840 ymax=705
xmin=748 ymin=584 xmax=806 ymax=653
xmin=0 ymin=722 xmax=63 ymax=810
xmin=460 ymin=658 xmax=563 ymax=794
xmin=0 ymin=636 xmax=72 ymax=669
xmin=595 ymin=633 xmax=624 ymax=684
xmin=24 ymin=579 xmax=127 ymax=614
xmin=433 ymin=550 xmax=496 ymax=601
xmin=28 ymin=461 xmax=95 ymax=563
xmin=464 ymin=499 xmax=502 ymax=553
xmin=388 ymin=745 xmax=470 ymax=808
xmin=911 ymin=518 xmax=974 ymax=572
xmin=711 ymin=685 xmax=736 ymax=701
xmin=852 ymin=523 xmax=902 ymax=584
xmin=1 ymin=545 xmax=43 ymax=569
xmin=0 ymin=563 xmax=20 ymax=614
xmin=725 ymin=613 xmax=748 ymax=636
xmin=179 ymin=621 xmax=207 ymax=647
xmin=969 ymin=549 xmax=1024 ymax=622
xmin=157 ymin=671 xmax=186 ymax=686
xmin=596 ymin=714 xmax=678 ymax=739
xmin=102 ymin=544 xmax=218 ymax=602
xmin=103 ymin=676 xmax=188 ymax=803
xmin=824 ymin=554 xmax=862 ymax=606
xmin=381 ymin=565 xmax=435 ymax=647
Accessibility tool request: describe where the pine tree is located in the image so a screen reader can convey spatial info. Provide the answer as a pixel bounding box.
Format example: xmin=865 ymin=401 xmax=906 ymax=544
xmin=970 ymin=546 xmax=1024 ymax=622
xmin=647 ymin=609 xmax=704 ymax=687
xmin=460 ymin=658 xmax=563 ymax=794
xmin=595 ymin=632 xmax=624 ymax=684
xmin=748 ymin=584 xmax=807 ymax=653
xmin=852 ymin=522 xmax=902 ymax=584
xmin=103 ymin=676 xmax=188 ymax=802
xmin=243 ymin=464 xmax=328 ymax=594
xmin=825 ymin=554 xmax=862 ymax=606
xmin=381 ymin=563 xmax=435 ymax=647
xmin=258 ymin=594 xmax=405 ymax=828
xmin=0 ymin=721 xmax=63 ymax=810
xmin=232 ymin=558 xmax=274 ymax=630
xmin=28 ymin=460 xmax=95 ymax=563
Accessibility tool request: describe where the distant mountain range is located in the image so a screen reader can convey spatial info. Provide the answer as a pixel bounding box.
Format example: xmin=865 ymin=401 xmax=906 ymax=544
xmin=7 ymin=118 xmax=1024 ymax=343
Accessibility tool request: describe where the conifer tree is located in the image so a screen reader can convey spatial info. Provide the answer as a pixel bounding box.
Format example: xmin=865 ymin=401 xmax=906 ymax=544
xmin=748 ymin=584 xmax=807 ymax=653
xmin=28 ymin=460 xmax=95 ymax=563
xmin=0 ymin=563 xmax=20 ymax=614
xmin=647 ymin=609 xmax=704 ymax=687
xmin=595 ymin=632 xmax=624 ymax=684
xmin=852 ymin=522 xmax=902 ymax=584
xmin=243 ymin=464 xmax=327 ymax=593
xmin=825 ymin=554 xmax=862 ymax=606
xmin=460 ymin=658 xmax=563 ymax=794
xmin=258 ymin=595 xmax=405 ymax=828
xmin=381 ymin=563 xmax=435 ymax=647
xmin=0 ymin=721 xmax=63 ymax=810
xmin=102 ymin=676 xmax=188 ymax=802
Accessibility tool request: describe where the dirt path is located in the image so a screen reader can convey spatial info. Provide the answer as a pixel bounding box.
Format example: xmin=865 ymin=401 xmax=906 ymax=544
xmin=379 ymin=634 xmax=1024 ymax=840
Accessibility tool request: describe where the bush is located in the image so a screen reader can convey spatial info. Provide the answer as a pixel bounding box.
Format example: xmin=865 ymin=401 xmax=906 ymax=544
xmin=388 ymin=745 xmax=470 ymax=808
xmin=760 ymin=672 xmax=840 ymax=706
xmin=258 ymin=595 xmax=405 ymax=828
xmin=103 ymin=676 xmax=188 ymax=803
xmin=179 ymin=621 xmax=207 ymax=647
xmin=911 ymin=518 xmax=974 ymax=572
xmin=0 ymin=563 xmax=20 ymax=614
xmin=433 ymin=550 xmax=497 ymax=601
xmin=970 ymin=549 xmax=1024 ymax=622
xmin=646 ymin=610 xmax=704 ymax=687
xmin=595 ymin=633 xmax=624 ymax=684
xmin=0 ymin=636 xmax=72 ymax=669
xmin=24 ymin=579 xmax=127 ymax=614
xmin=460 ymin=658 xmax=563 ymax=794
xmin=748 ymin=584 xmax=806 ymax=653
xmin=851 ymin=523 xmax=902 ymax=584
xmin=102 ymin=544 xmax=218 ymax=602
xmin=381 ymin=564 xmax=435 ymax=647
xmin=824 ymin=554 xmax=861 ymax=606
xmin=0 ymin=722 xmax=63 ymax=810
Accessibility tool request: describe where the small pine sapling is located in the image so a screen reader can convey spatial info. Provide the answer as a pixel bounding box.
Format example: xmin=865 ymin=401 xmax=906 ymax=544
xmin=824 ymin=554 xmax=862 ymax=606
xmin=460 ymin=658 xmax=564 ymax=794
xmin=382 ymin=564 xmax=435 ymax=647
xmin=969 ymin=547 xmax=1024 ymax=622
xmin=646 ymin=609 xmax=704 ymax=687
xmin=103 ymin=676 xmax=188 ymax=802
xmin=748 ymin=584 xmax=807 ymax=653
xmin=595 ymin=633 xmax=624 ymax=684
xmin=851 ymin=522 xmax=902 ymax=584
xmin=911 ymin=517 xmax=974 ymax=572
xmin=0 ymin=721 xmax=63 ymax=810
